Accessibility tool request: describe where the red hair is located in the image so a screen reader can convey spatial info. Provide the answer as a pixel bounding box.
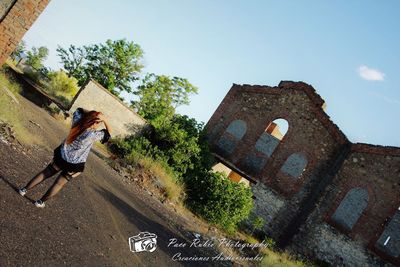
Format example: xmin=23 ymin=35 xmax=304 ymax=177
xmin=66 ymin=110 xmax=101 ymax=144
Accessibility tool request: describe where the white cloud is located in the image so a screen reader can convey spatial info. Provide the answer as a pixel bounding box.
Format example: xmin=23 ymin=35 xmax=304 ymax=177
xmin=358 ymin=65 xmax=385 ymax=81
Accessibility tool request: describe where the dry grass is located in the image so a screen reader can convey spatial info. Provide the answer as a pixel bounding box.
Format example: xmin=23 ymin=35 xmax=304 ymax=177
xmin=259 ymin=250 xmax=312 ymax=267
xmin=0 ymin=70 xmax=41 ymax=145
xmin=121 ymin=152 xmax=311 ymax=266
xmin=234 ymin=232 xmax=314 ymax=267
xmin=125 ymin=153 xmax=184 ymax=203
xmin=111 ymin=150 xmax=312 ymax=266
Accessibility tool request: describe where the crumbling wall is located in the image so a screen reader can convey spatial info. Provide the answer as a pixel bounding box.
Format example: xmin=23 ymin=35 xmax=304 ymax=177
xmin=288 ymin=144 xmax=400 ymax=266
xmin=0 ymin=0 xmax=50 ymax=65
xmin=205 ymin=82 xmax=347 ymax=240
xmin=206 ymin=82 xmax=399 ymax=266
xmin=69 ymin=80 xmax=148 ymax=138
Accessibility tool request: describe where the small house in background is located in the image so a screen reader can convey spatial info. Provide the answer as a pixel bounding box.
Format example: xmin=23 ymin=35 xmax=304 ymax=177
xmin=69 ymin=79 xmax=148 ymax=138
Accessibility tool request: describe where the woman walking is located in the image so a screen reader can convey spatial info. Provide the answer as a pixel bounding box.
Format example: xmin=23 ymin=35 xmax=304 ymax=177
xmin=18 ymin=107 xmax=111 ymax=208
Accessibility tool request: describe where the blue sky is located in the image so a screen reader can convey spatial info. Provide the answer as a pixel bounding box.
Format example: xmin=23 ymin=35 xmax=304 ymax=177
xmin=23 ymin=0 xmax=400 ymax=146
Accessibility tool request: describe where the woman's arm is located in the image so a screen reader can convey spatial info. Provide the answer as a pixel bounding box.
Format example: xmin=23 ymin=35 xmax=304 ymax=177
xmin=98 ymin=113 xmax=112 ymax=134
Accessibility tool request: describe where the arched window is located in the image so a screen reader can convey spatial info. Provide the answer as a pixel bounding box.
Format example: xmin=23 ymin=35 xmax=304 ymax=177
xmin=255 ymin=118 xmax=289 ymax=157
xmin=217 ymin=119 xmax=247 ymax=155
xmin=331 ymin=187 xmax=369 ymax=231
xmin=225 ymin=119 xmax=247 ymax=139
xmin=265 ymin=118 xmax=288 ymax=140
xmin=375 ymin=209 xmax=400 ymax=258
xmin=281 ymin=153 xmax=308 ymax=178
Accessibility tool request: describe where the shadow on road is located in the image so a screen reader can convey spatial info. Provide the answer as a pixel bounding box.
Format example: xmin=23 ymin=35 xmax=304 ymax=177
xmin=0 ymin=174 xmax=34 ymax=202
xmin=93 ymin=185 xmax=230 ymax=267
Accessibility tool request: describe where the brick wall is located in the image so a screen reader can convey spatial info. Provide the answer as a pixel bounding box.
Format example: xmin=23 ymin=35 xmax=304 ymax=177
xmin=0 ymin=0 xmax=50 ymax=65
xmin=69 ymin=80 xmax=148 ymax=138
xmin=206 ymin=81 xmax=400 ymax=266
xmin=205 ymin=82 xmax=348 ymax=240
xmin=289 ymin=145 xmax=400 ymax=266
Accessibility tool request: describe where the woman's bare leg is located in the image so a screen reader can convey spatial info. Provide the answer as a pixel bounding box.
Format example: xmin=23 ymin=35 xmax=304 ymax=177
xmin=40 ymin=171 xmax=81 ymax=202
xmin=24 ymin=162 xmax=60 ymax=190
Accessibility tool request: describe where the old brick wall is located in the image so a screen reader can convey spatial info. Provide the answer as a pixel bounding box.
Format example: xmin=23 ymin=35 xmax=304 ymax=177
xmin=206 ymin=81 xmax=399 ymax=266
xmin=205 ymin=82 xmax=348 ymax=240
xmin=69 ymin=80 xmax=148 ymax=138
xmin=0 ymin=0 xmax=50 ymax=65
xmin=288 ymin=144 xmax=400 ymax=266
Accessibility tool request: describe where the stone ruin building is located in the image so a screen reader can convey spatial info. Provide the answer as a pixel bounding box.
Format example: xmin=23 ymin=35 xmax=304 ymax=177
xmin=205 ymin=81 xmax=400 ymax=266
xmin=1 ymin=1 xmax=398 ymax=265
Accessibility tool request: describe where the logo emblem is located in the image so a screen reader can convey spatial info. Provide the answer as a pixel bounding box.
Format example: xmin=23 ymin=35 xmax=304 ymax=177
xmin=129 ymin=232 xmax=157 ymax=253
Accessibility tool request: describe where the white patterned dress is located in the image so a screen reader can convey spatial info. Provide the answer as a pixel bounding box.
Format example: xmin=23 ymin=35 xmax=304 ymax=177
xmin=53 ymin=108 xmax=110 ymax=172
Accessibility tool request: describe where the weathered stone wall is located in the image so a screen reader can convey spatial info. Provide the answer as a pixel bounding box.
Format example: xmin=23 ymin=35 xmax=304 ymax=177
xmin=69 ymin=80 xmax=148 ymax=138
xmin=250 ymin=181 xmax=285 ymax=232
xmin=0 ymin=0 xmax=50 ymax=65
xmin=289 ymin=144 xmax=400 ymax=266
xmin=206 ymin=81 xmax=399 ymax=266
xmin=205 ymin=82 xmax=347 ymax=240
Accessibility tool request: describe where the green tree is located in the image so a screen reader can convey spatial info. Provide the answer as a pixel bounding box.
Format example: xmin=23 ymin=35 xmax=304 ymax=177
xmin=56 ymin=45 xmax=86 ymax=81
xmin=25 ymin=46 xmax=49 ymax=70
xmin=57 ymin=39 xmax=144 ymax=96
xmin=10 ymin=40 xmax=26 ymax=62
xmin=131 ymin=73 xmax=198 ymax=122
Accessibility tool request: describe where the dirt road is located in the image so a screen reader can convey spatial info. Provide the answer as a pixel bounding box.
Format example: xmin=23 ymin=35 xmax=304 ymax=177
xmin=0 ymin=94 xmax=233 ymax=266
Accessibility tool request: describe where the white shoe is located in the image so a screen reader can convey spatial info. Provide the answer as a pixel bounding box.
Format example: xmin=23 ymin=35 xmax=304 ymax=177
xmin=34 ymin=200 xmax=45 ymax=208
xmin=18 ymin=187 xmax=27 ymax=196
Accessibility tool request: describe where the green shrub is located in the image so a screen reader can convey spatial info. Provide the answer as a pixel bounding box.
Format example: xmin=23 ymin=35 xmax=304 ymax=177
xmin=108 ymin=113 xmax=252 ymax=233
xmin=185 ymin=171 xmax=254 ymax=233
xmin=110 ymin=136 xmax=167 ymax=162
xmin=110 ymin=114 xmax=209 ymax=181
xmin=47 ymin=70 xmax=79 ymax=96
xmin=251 ymin=216 xmax=265 ymax=234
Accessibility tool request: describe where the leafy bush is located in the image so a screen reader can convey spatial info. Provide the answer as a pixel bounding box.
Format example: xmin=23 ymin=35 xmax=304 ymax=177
xmin=47 ymin=70 xmax=79 ymax=96
xmin=110 ymin=114 xmax=208 ymax=180
xmin=185 ymin=171 xmax=254 ymax=233
xmin=110 ymin=136 xmax=166 ymax=162
xmin=251 ymin=216 xmax=265 ymax=234
xmin=109 ymin=113 xmax=253 ymax=232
